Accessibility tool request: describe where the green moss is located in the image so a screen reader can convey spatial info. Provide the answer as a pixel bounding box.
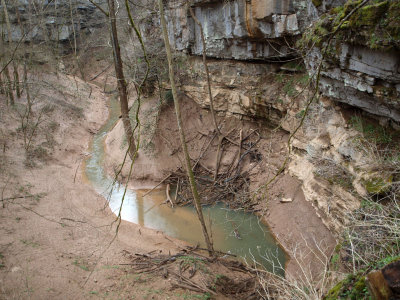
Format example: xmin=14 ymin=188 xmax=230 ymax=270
xmin=352 ymin=276 xmax=369 ymax=299
xmin=335 ymin=243 xmax=343 ymax=253
xmin=297 ymin=18 xmax=329 ymax=48
xmin=312 ymin=0 xmax=322 ymax=7
xmin=324 ymin=280 xmax=344 ymax=299
xmin=363 ymin=175 xmax=393 ymax=195
xmin=324 ymin=273 xmax=370 ymax=300
xmin=325 ymin=255 xmax=400 ymax=300
xmin=300 ymin=0 xmax=400 ymax=51
xmin=353 ymin=1 xmax=389 ymax=26
xmin=374 ymin=255 xmax=400 ymax=269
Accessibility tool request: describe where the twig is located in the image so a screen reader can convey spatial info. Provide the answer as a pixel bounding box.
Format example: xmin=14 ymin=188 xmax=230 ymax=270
xmin=193 ymin=247 xmax=236 ymax=257
xmin=175 ymin=179 xmax=180 ymax=202
xmin=229 ymin=128 xmax=243 ymax=175
xmin=166 ymin=183 xmax=174 ymax=208
xmin=88 ymin=0 xmax=109 ymax=16
xmin=192 ymin=131 xmax=217 ymax=170
xmin=0 ymin=33 xmax=27 ymax=75
xmin=73 ymin=160 xmax=81 ymax=183
xmin=89 ymin=64 xmax=112 ymax=81
xmin=9 ymin=202 xmax=69 ymax=227
xmin=159 ymin=133 xmax=179 ymax=155
xmin=1 ymin=195 xmax=36 ymax=202
xmin=170 ymin=270 xmax=217 ymax=295
xmin=142 ymin=174 xmax=171 ymax=197
xmin=60 ymin=217 xmax=87 ymax=224
xmin=171 ymin=282 xmax=204 ymax=293
xmin=214 ymin=135 xmax=224 ymax=181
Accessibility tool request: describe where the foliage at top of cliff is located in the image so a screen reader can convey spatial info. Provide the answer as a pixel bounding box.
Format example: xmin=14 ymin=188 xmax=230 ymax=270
xmin=301 ymin=0 xmax=400 ymax=50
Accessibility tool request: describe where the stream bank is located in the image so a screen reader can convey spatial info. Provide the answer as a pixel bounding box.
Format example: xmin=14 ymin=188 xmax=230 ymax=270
xmin=85 ymin=95 xmax=287 ymax=275
xmin=1 ymin=70 xmax=245 ymax=299
xmin=104 ymin=90 xmax=336 ymax=279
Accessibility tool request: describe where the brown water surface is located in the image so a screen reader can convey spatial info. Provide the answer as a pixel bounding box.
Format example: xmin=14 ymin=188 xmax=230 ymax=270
xmin=84 ymin=99 xmax=286 ymax=275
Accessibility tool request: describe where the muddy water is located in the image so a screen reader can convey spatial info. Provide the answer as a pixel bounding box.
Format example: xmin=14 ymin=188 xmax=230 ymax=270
xmin=85 ymin=100 xmax=286 ymax=276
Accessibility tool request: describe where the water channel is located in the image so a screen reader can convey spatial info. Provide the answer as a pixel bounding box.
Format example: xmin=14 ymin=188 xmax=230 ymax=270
xmin=84 ymin=99 xmax=286 ymax=276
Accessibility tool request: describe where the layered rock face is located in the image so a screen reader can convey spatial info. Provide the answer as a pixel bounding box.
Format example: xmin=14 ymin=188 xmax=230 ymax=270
xmin=303 ymin=0 xmax=400 ymax=123
xmin=180 ymin=57 xmax=363 ymax=234
xmin=166 ymin=0 xmax=317 ymax=60
xmin=1 ymin=0 xmax=105 ymax=43
xmin=306 ymin=45 xmax=400 ymax=122
xmin=167 ymin=0 xmax=400 ymax=124
xmin=167 ymin=0 xmax=400 ymax=234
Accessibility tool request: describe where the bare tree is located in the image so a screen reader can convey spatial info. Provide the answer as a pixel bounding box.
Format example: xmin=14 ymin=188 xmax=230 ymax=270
xmin=0 ymin=73 xmax=4 ymax=94
xmin=187 ymin=3 xmax=219 ymax=135
xmin=107 ymin=0 xmax=137 ymax=159
xmin=2 ymin=0 xmax=20 ymax=99
xmin=158 ymin=0 xmax=214 ymax=256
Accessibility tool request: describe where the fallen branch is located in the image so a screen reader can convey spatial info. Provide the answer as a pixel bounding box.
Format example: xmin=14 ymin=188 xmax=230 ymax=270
xmin=175 ymin=179 xmax=180 ymax=203
xmin=89 ymin=64 xmax=112 ymax=81
xmin=171 ymin=282 xmax=205 ymax=293
xmin=60 ymin=217 xmax=87 ymax=224
xmin=166 ymin=183 xmax=174 ymax=208
xmin=1 ymin=194 xmax=36 ymax=202
xmin=142 ymin=174 xmax=171 ymax=197
xmin=9 ymin=202 xmax=70 ymax=227
xmin=214 ymin=135 xmax=224 ymax=181
xmin=170 ymin=270 xmax=217 ymax=295
xmin=192 ymin=131 xmax=217 ymax=170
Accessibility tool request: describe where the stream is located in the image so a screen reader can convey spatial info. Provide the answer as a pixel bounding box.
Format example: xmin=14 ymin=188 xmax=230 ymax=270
xmin=84 ymin=99 xmax=286 ymax=276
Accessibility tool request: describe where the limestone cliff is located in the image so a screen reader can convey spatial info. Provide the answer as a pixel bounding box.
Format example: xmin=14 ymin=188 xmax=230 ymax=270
xmin=165 ymin=0 xmax=316 ymax=60
xmin=164 ymin=0 xmax=400 ymax=234
xmin=302 ymin=0 xmax=400 ymax=122
xmin=0 ymin=0 xmax=105 ymax=43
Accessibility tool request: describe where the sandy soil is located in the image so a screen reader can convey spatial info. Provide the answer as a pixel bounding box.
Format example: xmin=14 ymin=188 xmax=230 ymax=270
xmin=0 ymin=60 xmax=336 ymax=299
xmin=103 ymin=91 xmax=336 ymax=281
xmin=0 ymin=71 xmax=227 ymax=299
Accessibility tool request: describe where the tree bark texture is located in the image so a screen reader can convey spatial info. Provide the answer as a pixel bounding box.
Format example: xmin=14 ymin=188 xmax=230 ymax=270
xmin=107 ymin=0 xmax=136 ymax=159
xmin=158 ymin=0 xmax=214 ymax=256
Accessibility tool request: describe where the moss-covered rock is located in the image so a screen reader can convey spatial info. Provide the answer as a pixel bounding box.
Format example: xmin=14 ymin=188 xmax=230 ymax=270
xmin=324 ymin=273 xmax=370 ymax=300
xmin=299 ymin=0 xmax=400 ymax=51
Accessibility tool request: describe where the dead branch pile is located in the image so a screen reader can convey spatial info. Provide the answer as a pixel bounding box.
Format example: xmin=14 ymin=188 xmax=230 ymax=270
xmin=164 ymin=129 xmax=263 ymax=211
xmin=121 ymin=246 xmax=266 ymax=299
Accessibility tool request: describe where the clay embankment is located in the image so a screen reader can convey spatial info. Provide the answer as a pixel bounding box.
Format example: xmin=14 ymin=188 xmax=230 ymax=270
xmin=104 ymin=92 xmax=336 ymax=279
xmin=0 ymin=71 xmax=192 ymax=299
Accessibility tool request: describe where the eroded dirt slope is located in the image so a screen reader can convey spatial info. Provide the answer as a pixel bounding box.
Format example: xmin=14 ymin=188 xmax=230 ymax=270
xmin=0 ymin=70 xmax=216 ymax=299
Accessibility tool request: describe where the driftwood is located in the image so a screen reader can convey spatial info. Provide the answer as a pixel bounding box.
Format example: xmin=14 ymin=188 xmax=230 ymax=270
xmin=164 ymin=127 xmax=262 ymax=210
xmin=166 ymin=183 xmax=174 ymax=208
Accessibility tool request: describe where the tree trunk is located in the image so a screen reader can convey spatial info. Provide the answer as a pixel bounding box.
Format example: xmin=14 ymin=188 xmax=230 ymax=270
xmin=0 ymin=74 xmax=5 ymax=94
xmin=107 ymin=0 xmax=136 ymax=159
xmin=2 ymin=0 xmax=20 ymax=99
xmin=158 ymin=0 xmax=214 ymax=256
xmin=0 ymin=2 xmax=14 ymax=105
xmin=3 ymin=65 xmax=14 ymax=105
xmin=188 ymin=4 xmax=219 ymax=135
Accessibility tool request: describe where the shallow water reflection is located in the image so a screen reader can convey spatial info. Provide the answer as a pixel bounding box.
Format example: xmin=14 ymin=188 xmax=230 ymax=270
xmin=84 ymin=100 xmax=286 ymax=276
